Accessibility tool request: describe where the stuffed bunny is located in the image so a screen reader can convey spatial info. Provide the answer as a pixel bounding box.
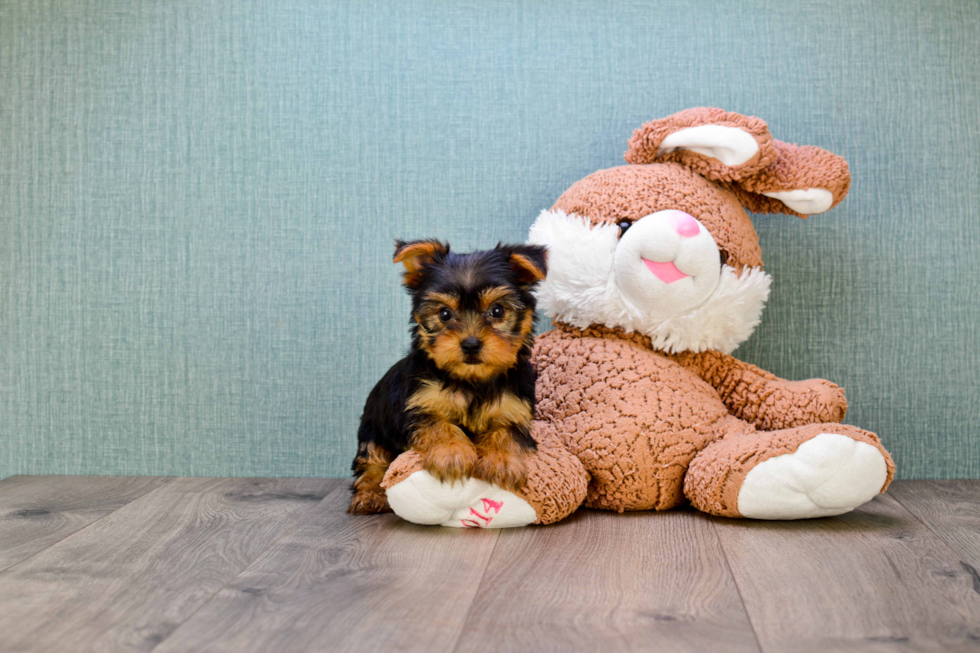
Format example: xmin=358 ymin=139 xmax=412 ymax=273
xmin=381 ymin=108 xmax=894 ymax=527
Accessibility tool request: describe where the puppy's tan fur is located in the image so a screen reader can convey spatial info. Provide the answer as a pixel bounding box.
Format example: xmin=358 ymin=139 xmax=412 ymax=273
xmin=407 ymin=381 xmax=533 ymax=488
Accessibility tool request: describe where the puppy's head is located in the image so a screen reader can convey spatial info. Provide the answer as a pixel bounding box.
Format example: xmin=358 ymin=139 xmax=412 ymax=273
xmin=393 ymin=240 xmax=547 ymax=383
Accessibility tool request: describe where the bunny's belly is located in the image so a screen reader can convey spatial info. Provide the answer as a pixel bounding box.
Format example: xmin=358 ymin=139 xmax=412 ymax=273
xmin=534 ymin=331 xmax=737 ymax=512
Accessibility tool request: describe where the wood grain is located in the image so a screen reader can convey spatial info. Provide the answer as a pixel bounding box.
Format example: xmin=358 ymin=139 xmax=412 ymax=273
xmin=0 ymin=475 xmax=171 ymax=572
xmin=153 ymin=484 xmax=500 ymax=653
xmin=453 ymin=508 xmax=760 ymax=653
xmin=888 ymin=480 xmax=980 ymax=567
xmin=0 ymin=477 xmax=339 ymax=653
xmin=712 ymin=493 xmax=980 ymax=652
xmin=3 ymin=478 xmax=979 ymax=652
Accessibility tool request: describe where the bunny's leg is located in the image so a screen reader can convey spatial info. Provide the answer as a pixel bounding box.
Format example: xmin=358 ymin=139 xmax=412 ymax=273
xmin=381 ymin=420 xmax=588 ymax=527
xmin=684 ymin=420 xmax=894 ymax=519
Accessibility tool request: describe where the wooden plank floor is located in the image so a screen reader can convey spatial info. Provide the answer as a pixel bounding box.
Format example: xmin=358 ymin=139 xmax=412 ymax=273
xmin=0 ymin=477 xmax=978 ymax=653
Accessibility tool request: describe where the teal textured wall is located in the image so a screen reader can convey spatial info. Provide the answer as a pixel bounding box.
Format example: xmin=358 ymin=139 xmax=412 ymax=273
xmin=1 ymin=0 xmax=978 ymax=480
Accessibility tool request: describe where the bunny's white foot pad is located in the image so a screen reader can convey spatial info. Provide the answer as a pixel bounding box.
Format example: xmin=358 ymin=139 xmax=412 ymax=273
xmin=386 ymin=471 xmax=537 ymax=528
xmin=737 ymin=433 xmax=888 ymax=520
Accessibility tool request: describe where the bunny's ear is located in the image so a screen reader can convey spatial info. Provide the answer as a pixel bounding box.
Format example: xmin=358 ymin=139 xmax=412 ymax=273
xmin=625 ymin=108 xmax=777 ymax=181
xmin=726 ymin=140 xmax=851 ymax=217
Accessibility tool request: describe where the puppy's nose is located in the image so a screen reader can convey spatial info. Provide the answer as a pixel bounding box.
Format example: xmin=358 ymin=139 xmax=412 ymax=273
xmin=668 ymin=211 xmax=700 ymax=238
xmin=461 ymin=337 xmax=482 ymax=355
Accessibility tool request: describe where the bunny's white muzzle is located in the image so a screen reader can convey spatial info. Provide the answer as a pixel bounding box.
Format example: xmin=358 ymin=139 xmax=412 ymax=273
xmin=528 ymin=209 xmax=772 ymax=354
xmin=614 ymin=210 xmax=722 ymax=320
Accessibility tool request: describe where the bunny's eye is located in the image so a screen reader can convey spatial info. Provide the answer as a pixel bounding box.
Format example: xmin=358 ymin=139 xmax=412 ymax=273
xmin=618 ymin=220 xmax=633 ymax=238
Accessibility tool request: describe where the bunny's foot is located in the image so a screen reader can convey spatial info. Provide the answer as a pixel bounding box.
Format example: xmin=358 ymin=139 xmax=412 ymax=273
xmin=685 ymin=423 xmax=894 ymax=519
xmin=385 ymin=468 xmax=537 ymax=528
xmin=380 ymin=421 xmax=588 ymax=527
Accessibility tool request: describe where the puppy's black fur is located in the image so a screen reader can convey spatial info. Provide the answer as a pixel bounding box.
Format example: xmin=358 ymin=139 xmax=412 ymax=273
xmin=349 ymin=240 xmax=547 ymax=515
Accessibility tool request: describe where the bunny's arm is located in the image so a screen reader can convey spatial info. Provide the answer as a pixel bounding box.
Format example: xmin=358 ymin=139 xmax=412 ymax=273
xmin=671 ymin=350 xmax=847 ymax=430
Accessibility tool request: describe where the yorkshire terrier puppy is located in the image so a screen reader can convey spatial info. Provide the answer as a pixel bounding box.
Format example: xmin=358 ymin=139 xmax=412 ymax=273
xmin=348 ymin=239 xmax=547 ymax=515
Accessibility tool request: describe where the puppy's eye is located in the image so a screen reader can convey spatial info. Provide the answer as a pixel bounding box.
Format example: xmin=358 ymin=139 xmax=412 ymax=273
xmin=618 ymin=220 xmax=633 ymax=237
xmin=438 ymin=307 xmax=453 ymax=322
xmin=489 ymin=304 xmax=505 ymax=319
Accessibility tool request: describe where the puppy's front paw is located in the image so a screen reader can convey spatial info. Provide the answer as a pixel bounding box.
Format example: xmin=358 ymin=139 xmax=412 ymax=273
xmin=474 ymin=449 xmax=528 ymax=492
xmin=422 ymin=441 xmax=478 ymax=485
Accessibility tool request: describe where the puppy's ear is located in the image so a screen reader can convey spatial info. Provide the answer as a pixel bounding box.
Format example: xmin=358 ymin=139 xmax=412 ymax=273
xmin=725 ymin=140 xmax=851 ymax=217
xmin=503 ymin=244 xmax=547 ymax=288
xmin=625 ymin=107 xmax=776 ymax=182
xmin=393 ymin=239 xmax=449 ymax=289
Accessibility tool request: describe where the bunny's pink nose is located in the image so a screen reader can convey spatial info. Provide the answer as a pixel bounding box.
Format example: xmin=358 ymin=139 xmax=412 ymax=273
xmin=668 ymin=211 xmax=700 ymax=238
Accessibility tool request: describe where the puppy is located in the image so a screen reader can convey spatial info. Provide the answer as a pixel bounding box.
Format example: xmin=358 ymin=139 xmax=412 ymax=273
xmin=348 ymin=240 xmax=547 ymax=515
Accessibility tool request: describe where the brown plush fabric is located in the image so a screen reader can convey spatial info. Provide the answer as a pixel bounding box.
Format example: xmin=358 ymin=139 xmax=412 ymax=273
xmin=625 ymin=107 xmax=777 ymax=182
xmin=552 ymin=163 xmax=763 ymax=271
xmin=518 ymin=420 xmax=589 ymax=524
xmin=534 ymin=324 xmax=894 ymax=515
xmin=625 ymin=108 xmax=850 ymax=219
xmin=380 ymin=450 xmax=422 ymax=490
xmin=534 ymin=324 xmax=746 ymax=511
xmin=684 ymin=423 xmax=895 ymax=518
xmin=724 ymin=140 xmax=851 ymax=218
xmin=670 ymin=349 xmax=849 ymax=430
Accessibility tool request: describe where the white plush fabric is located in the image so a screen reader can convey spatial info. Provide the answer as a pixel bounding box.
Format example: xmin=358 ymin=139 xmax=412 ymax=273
xmin=762 ymin=188 xmax=834 ymax=214
xmin=657 ymin=124 xmax=760 ymax=166
xmin=613 ymin=209 xmax=722 ymax=319
xmin=737 ymin=433 xmax=888 ymax=519
xmin=528 ymin=209 xmax=772 ymax=354
xmin=386 ymin=471 xmax=537 ymax=528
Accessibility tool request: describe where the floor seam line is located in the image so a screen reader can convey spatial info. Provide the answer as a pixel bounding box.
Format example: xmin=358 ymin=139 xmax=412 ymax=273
xmin=143 ymin=479 xmax=348 ymax=653
xmin=0 ymin=476 xmax=178 ymax=576
xmin=448 ymin=529 xmax=502 ymax=653
xmin=886 ymin=487 xmax=977 ymax=563
xmin=708 ymin=517 xmax=767 ymax=653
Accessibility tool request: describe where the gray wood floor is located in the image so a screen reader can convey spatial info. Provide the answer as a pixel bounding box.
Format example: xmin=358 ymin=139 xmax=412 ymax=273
xmin=0 ymin=477 xmax=978 ymax=652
